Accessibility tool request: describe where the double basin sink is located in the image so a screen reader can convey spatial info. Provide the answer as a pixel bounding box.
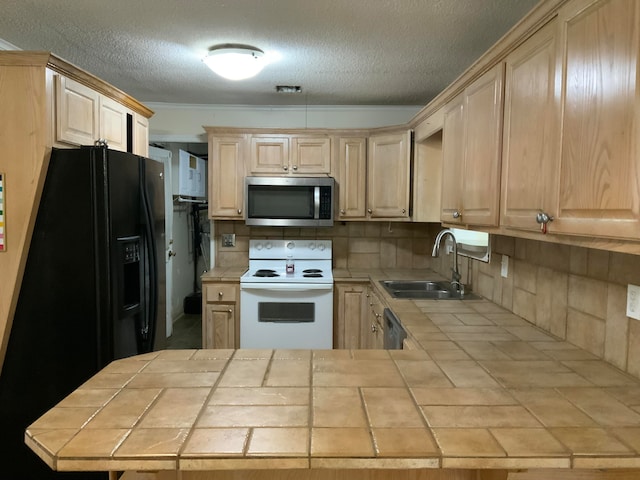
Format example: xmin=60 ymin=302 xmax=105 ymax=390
xmin=380 ymin=280 xmax=474 ymax=300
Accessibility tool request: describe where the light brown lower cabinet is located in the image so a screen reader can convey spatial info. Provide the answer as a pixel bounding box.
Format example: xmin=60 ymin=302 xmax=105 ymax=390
xmin=365 ymin=286 xmax=385 ymax=349
xmin=334 ymin=282 xmax=385 ymax=349
xmin=201 ymin=282 xmax=238 ymax=349
xmin=334 ymin=282 xmax=368 ymax=349
xmin=203 ymin=304 xmax=236 ymax=349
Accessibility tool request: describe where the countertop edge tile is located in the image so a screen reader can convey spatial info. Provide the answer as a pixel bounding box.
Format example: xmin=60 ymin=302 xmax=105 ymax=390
xmin=179 ymin=458 xmax=309 ymax=470
xmin=309 ymin=458 xmax=440 ymax=469
xmin=442 ymin=457 xmax=571 ymax=469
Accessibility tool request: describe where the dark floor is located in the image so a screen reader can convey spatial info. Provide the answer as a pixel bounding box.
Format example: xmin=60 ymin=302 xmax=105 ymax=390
xmin=166 ymin=314 xmax=202 ymax=349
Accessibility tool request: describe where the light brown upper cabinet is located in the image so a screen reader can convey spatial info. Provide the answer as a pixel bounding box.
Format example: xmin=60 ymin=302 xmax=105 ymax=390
xmin=208 ymin=134 xmax=247 ymax=219
xmin=337 ymin=137 xmax=368 ymax=219
xmin=551 ymin=0 xmax=640 ymax=239
xmin=55 ymin=75 xmax=99 ymax=147
xmin=366 ymin=130 xmax=412 ymax=219
xmin=441 ymin=94 xmax=465 ymax=225
xmin=501 ymin=18 xmax=559 ymax=232
xmin=441 ymin=63 xmax=504 ymax=226
xmin=249 ymin=134 xmax=331 ymax=175
xmin=55 ymin=75 xmax=141 ymax=153
xmin=99 ymin=95 xmax=129 ymax=152
xmin=133 ymin=114 xmax=150 ymax=157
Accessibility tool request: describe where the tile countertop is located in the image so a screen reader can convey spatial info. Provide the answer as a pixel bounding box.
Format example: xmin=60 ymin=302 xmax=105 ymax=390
xmin=25 ymin=269 xmax=640 ymax=474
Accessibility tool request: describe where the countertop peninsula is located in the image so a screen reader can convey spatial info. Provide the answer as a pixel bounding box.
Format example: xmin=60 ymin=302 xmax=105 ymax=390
xmin=25 ymin=268 xmax=640 ymax=479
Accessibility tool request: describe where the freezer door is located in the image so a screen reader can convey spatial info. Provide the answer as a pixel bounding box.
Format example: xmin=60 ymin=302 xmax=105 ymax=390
xmin=142 ymin=156 xmax=166 ymax=351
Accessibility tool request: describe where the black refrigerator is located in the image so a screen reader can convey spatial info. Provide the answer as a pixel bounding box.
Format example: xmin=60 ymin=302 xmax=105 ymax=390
xmin=0 ymin=146 xmax=166 ymax=480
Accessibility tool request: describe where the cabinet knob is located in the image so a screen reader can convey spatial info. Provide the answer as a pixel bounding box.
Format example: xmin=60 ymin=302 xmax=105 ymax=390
xmin=228 ymin=309 xmax=232 ymax=313
xmin=371 ymin=324 xmax=378 ymax=333
xmin=340 ymin=209 xmax=345 ymax=214
xmin=237 ymin=209 xmax=242 ymax=215
xmin=218 ymin=292 xmax=223 ymax=298
xmin=292 ymin=165 xmax=298 ymax=171
xmin=402 ymin=208 xmax=406 ymax=214
xmin=535 ymin=211 xmax=554 ymax=234
xmin=453 ymin=210 xmax=461 ymax=219
xmin=367 ymin=208 xmax=372 ymax=214
xmin=283 ymin=165 xmax=288 ymax=171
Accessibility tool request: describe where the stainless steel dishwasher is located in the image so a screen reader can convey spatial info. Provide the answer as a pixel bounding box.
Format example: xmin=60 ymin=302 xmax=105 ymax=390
xmin=383 ymin=308 xmax=407 ymax=349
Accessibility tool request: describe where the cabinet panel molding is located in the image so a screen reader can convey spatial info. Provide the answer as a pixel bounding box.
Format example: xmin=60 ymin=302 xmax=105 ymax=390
xmin=337 ymin=137 xmax=367 ymax=219
xmin=55 ymin=75 xmax=99 ymax=146
xmin=291 ymin=136 xmax=331 ymax=173
xmin=367 ymin=131 xmax=411 ymax=219
xmin=99 ymin=95 xmax=128 ymax=152
xmin=553 ymin=0 xmax=640 ymax=239
xmin=209 ymin=135 xmax=247 ymax=219
xmin=501 ymin=18 xmax=559 ymax=231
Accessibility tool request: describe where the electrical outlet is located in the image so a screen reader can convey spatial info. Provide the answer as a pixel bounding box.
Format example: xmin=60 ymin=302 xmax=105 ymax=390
xmin=222 ymin=233 xmax=236 ymax=247
xmin=501 ymin=255 xmax=509 ymax=278
xmin=627 ymin=284 xmax=640 ymax=321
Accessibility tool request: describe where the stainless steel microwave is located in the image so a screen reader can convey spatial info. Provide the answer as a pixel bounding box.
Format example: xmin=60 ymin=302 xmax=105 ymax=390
xmin=245 ymin=176 xmax=335 ymax=227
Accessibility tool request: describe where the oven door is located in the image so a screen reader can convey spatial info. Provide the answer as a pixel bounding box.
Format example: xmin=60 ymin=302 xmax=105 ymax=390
xmin=240 ymin=283 xmax=333 ymax=349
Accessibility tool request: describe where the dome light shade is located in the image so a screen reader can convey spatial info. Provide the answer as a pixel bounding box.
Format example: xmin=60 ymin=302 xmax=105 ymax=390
xmin=203 ymin=45 xmax=265 ymax=80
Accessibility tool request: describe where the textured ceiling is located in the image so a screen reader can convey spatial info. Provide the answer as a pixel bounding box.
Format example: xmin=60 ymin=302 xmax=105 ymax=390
xmin=0 ymin=0 xmax=539 ymax=106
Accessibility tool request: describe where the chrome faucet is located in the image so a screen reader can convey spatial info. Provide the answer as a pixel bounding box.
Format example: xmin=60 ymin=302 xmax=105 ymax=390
xmin=432 ymin=229 xmax=464 ymax=297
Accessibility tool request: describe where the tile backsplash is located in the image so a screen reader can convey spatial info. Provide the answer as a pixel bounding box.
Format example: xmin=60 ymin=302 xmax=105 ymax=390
xmin=213 ymin=220 xmax=436 ymax=270
xmin=448 ymin=235 xmax=640 ymax=382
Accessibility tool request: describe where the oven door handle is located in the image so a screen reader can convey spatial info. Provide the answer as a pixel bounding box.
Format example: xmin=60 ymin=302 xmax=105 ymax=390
xmin=241 ymin=283 xmax=333 ymax=292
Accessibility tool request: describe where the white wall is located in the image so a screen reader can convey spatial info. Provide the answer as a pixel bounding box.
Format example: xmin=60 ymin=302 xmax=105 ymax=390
xmin=147 ymin=103 xmax=422 ymax=142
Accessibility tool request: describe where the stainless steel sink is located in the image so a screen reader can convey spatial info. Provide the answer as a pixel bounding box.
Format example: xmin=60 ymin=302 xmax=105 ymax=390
xmin=379 ymin=280 xmax=473 ymax=300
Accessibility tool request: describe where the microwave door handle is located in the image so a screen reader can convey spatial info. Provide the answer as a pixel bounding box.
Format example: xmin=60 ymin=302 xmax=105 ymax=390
xmin=314 ymin=186 xmax=320 ymax=219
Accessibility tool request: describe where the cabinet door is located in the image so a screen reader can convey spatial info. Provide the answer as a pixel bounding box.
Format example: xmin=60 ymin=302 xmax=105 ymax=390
xmin=501 ymin=19 xmax=559 ymax=231
xmin=55 ymin=75 xmax=99 ymax=146
xmin=441 ymin=94 xmax=465 ymax=224
xmin=209 ymin=135 xmax=247 ymax=218
xmin=367 ymin=131 xmax=411 ymax=218
xmin=337 ymin=137 xmax=367 ymax=219
xmin=291 ymin=136 xmax=331 ymax=174
xmin=334 ymin=283 xmax=367 ymax=349
xmin=133 ymin=113 xmax=149 ymax=156
xmin=462 ymin=63 xmax=504 ymax=226
xmin=99 ymin=96 xmax=128 ymax=152
xmin=553 ymin=0 xmax=640 ymax=239
xmin=362 ymin=288 xmax=383 ymax=349
xmin=203 ymin=304 xmax=235 ymax=349
xmin=249 ymin=136 xmax=289 ymax=174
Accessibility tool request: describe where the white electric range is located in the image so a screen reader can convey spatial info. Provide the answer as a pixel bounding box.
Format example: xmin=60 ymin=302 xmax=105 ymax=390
xmin=239 ymin=239 xmax=333 ymax=349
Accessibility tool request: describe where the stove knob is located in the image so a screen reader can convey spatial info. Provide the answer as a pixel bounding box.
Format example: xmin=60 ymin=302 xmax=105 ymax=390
xmin=318 ymin=243 xmax=325 ymax=251
xmin=265 ymin=242 xmax=272 ymax=250
xmin=255 ymin=243 xmax=263 ymax=251
xmin=286 ymin=241 xmax=295 ymax=250
xmin=309 ymin=243 xmax=316 ymax=250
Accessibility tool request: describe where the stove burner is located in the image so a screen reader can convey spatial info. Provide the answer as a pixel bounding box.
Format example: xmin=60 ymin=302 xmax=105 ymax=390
xmin=303 ymin=273 xmax=323 ymax=278
xmin=254 ymin=269 xmax=279 ymax=277
xmin=303 ymin=269 xmax=323 ymax=274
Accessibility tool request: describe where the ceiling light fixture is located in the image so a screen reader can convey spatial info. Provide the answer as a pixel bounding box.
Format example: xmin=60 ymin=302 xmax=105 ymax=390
xmin=203 ymin=44 xmax=266 ymax=81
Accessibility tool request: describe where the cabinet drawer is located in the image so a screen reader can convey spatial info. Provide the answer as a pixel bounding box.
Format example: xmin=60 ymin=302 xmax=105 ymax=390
xmin=204 ymin=283 xmax=238 ymax=303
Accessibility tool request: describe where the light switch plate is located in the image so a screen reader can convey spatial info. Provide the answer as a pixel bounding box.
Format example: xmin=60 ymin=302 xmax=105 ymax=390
xmin=222 ymin=233 xmax=236 ymax=247
xmin=501 ymin=255 xmax=509 ymax=278
xmin=627 ymin=284 xmax=640 ymax=321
